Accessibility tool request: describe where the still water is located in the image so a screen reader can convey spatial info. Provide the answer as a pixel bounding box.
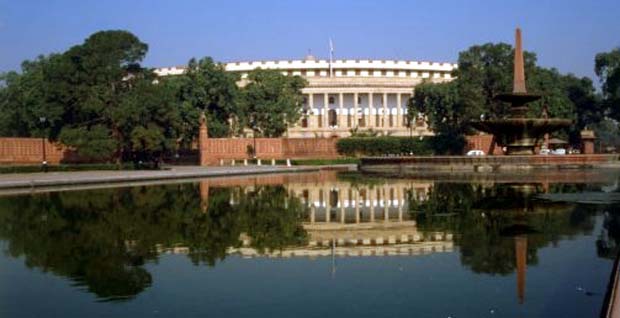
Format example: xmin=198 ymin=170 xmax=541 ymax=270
xmin=1 ymin=170 xmax=619 ymax=317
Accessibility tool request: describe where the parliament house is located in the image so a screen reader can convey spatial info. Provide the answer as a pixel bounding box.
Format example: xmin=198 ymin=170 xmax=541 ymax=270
xmin=155 ymin=56 xmax=456 ymax=138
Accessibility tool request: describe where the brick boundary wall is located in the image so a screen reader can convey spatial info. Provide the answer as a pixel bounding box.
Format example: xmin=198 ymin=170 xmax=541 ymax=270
xmin=0 ymin=137 xmax=340 ymax=166
xmin=0 ymin=138 xmax=81 ymax=165
xmin=465 ymin=135 xmax=505 ymax=155
xmin=201 ymin=138 xmax=340 ymax=165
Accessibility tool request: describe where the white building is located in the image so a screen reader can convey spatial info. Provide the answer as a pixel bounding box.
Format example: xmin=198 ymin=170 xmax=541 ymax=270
xmin=155 ymin=56 xmax=457 ymax=138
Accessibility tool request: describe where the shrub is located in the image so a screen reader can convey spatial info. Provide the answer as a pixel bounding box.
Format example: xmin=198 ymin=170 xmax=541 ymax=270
xmin=336 ymin=137 xmax=434 ymax=157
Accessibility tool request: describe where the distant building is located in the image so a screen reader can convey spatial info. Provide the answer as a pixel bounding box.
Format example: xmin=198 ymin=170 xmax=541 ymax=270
xmin=155 ymin=56 xmax=456 ymax=138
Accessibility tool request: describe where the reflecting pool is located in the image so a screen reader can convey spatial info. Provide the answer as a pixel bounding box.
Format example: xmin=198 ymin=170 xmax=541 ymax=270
xmin=1 ymin=170 xmax=619 ymax=317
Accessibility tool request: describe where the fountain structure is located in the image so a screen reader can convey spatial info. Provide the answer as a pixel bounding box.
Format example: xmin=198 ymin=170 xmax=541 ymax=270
xmin=470 ymin=28 xmax=572 ymax=155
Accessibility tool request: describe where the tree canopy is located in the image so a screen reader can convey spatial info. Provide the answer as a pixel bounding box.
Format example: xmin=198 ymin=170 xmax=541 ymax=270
xmin=171 ymin=57 xmax=240 ymax=139
xmin=595 ymin=48 xmax=620 ymax=120
xmin=410 ymin=42 xmax=603 ymax=153
xmin=0 ymin=30 xmax=181 ymax=164
xmin=0 ymin=30 xmax=308 ymax=163
xmin=239 ymin=69 xmax=307 ymax=137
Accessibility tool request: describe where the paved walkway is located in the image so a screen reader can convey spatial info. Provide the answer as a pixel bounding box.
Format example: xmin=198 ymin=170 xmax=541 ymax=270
xmin=0 ymin=165 xmax=319 ymax=190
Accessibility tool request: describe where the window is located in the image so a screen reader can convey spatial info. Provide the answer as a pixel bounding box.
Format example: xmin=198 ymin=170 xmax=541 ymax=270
xmin=381 ymin=70 xmax=387 ymax=76
xmin=355 ymin=70 xmax=361 ymax=76
xmin=329 ymin=96 xmax=335 ymax=104
xmin=358 ymin=96 xmax=362 ymax=104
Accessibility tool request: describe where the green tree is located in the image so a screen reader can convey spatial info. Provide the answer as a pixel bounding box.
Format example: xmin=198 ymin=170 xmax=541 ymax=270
xmin=0 ymin=30 xmax=182 ymax=164
xmin=54 ymin=30 xmax=152 ymax=162
xmin=240 ymin=69 xmax=306 ymax=137
xmin=410 ymin=42 xmax=602 ymax=152
xmin=0 ymin=55 xmax=64 ymax=138
xmin=453 ymin=42 xmax=536 ymax=119
xmin=595 ymin=48 xmax=620 ymax=119
xmin=409 ymin=81 xmax=467 ymax=154
xmin=172 ymin=57 xmax=240 ymax=139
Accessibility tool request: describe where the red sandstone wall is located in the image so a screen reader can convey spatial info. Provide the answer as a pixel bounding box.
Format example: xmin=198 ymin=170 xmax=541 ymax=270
xmin=0 ymin=138 xmax=72 ymax=165
xmin=283 ymin=138 xmax=339 ymax=158
xmin=465 ymin=135 xmax=505 ymax=155
xmin=201 ymin=138 xmax=340 ymax=165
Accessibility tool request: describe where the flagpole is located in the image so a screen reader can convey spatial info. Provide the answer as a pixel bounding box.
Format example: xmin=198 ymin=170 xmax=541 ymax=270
xmin=329 ymin=38 xmax=334 ymax=78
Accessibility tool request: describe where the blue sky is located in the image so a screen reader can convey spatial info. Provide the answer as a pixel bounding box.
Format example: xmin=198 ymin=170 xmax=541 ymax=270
xmin=1 ymin=0 xmax=619 ymax=82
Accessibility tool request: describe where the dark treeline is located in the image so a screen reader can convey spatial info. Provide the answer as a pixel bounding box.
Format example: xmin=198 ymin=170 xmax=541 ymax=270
xmin=0 ymin=174 xmax=617 ymax=300
xmin=407 ymin=181 xmax=607 ymax=275
xmin=0 ymin=30 xmax=307 ymax=165
xmin=409 ymin=44 xmax=620 ymax=154
xmin=0 ymin=183 xmax=308 ymax=301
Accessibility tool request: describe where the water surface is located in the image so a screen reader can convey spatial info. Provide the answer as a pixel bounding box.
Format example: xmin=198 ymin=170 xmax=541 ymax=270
xmin=0 ymin=170 xmax=619 ymax=317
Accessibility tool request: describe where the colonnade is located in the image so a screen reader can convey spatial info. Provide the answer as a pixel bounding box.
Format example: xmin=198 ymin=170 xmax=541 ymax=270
xmin=297 ymin=183 xmax=430 ymax=225
xmin=299 ymin=91 xmax=415 ymax=130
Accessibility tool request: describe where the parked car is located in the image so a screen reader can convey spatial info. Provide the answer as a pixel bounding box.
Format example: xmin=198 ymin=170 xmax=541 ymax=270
xmin=466 ymin=150 xmax=485 ymax=156
xmin=539 ymin=148 xmax=551 ymax=155
xmin=552 ymin=148 xmax=566 ymax=155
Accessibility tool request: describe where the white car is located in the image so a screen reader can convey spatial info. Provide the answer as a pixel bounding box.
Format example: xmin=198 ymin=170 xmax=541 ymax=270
xmin=539 ymin=148 xmax=551 ymax=155
xmin=466 ymin=150 xmax=485 ymax=156
xmin=552 ymin=148 xmax=566 ymax=155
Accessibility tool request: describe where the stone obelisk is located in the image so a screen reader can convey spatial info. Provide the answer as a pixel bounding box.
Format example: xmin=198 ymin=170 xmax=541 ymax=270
xmin=513 ymin=28 xmax=527 ymax=94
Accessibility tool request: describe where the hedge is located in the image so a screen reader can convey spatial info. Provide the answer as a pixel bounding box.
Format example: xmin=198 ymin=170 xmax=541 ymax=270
xmin=336 ymin=137 xmax=434 ymax=156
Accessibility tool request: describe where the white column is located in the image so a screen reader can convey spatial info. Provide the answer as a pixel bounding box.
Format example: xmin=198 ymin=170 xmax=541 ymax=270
xmin=340 ymin=192 xmax=345 ymax=224
xmin=323 ymin=93 xmax=329 ymax=129
xmin=397 ymin=93 xmax=402 ymax=128
xmin=308 ymin=94 xmax=315 ymax=128
xmin=338 ymin=93 xmax=344 ymax=128
xmin=353 ymin=92 xmax=359 ymax=128
xmin=325 ymin=191 xmax=331 ymax=223
xmin=405 ymin=93 xmax=412 ymax=127
xmin=383 ymin=188 xmax=389 ymax=221
xmin=355 ymin=191 xmax=360 ymax=224
xmin=368 ymin=92 xmax=374 ymax=128
xmin=382 ymin=93 xmax=388 ymax=128
xmin=398 ymin=186 xmax=404 ymax=222
xmin=369 ymin=188 xmax=375 ymax=222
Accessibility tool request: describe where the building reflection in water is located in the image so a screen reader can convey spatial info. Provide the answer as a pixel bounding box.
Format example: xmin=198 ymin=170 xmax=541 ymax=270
xmin=192 ymin=171 xmax=591 ymax=304
xmin=0 ymin=169 xmax=615 ymax=305
xmin=199 ymin=171 xmax=454 ymax=259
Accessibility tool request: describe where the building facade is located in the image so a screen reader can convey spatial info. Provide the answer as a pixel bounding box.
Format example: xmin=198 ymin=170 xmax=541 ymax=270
xmin=155 ymin=56 xmax=457 ymax=138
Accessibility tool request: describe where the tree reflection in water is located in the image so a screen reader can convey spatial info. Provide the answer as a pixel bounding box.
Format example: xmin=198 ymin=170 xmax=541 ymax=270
xmin=0 ymin=184 xmax=307 ymax=302
xmin=407 ymin=182 xmax=602 ymax=275
xmin=0 ymin=172 xmax=617 ymax=303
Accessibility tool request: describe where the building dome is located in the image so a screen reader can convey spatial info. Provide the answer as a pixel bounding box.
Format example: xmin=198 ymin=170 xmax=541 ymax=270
xmin=304 ymin=54 xmax=316 ymax=61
